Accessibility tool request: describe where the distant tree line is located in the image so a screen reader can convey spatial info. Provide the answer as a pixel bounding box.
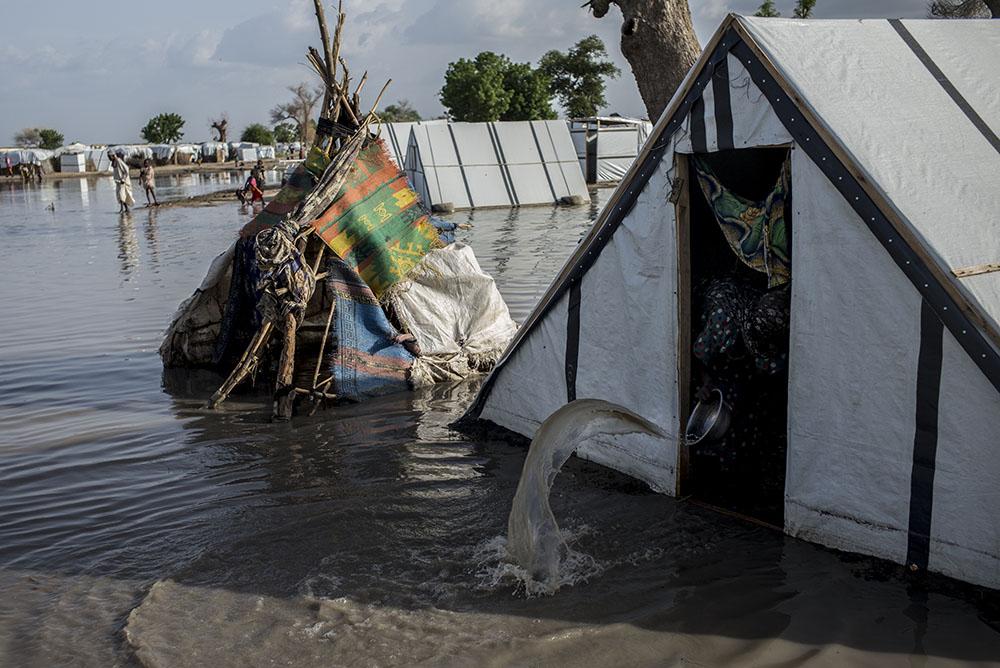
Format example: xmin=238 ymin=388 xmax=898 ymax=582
xmin=438 ymin=35 xmax=620 ymax=122
xmin=14 ymin=127 xmax=64 ymax=150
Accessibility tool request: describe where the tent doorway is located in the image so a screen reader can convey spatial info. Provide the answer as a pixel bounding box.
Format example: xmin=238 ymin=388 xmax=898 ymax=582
xmin=676 ymin=147 xmax=792 ymax=526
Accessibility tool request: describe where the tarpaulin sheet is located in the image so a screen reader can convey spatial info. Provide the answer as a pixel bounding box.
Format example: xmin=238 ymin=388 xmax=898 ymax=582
xmin=325 ymin=255 xmax=413 ymax=399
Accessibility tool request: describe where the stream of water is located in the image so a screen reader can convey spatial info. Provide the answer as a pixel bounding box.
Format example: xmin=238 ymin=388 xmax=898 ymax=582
xmin=1 ymin=173 xmax=999 ymax=666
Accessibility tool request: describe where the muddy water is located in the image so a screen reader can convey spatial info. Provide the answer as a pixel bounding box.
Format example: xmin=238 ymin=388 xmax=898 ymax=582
xmin=1 ymin=174 xmax=999 ymax=667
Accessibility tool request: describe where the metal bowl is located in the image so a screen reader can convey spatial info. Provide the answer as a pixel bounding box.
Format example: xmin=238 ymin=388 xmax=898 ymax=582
xmin=685 ymin=388 xmax=732 ymax=446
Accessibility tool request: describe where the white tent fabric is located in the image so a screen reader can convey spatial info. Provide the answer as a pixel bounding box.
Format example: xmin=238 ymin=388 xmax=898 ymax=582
xmin=374 ymin=120 xmax=446 ymax=169
xmin=59 ymin=152 xmax=87 ymax=172
xmin=200 ymin=142 xmax=227 ymax=161
xmin=150 ymin=145 xmax=175 ymax=161
xmin=405 ymin=120 xmax=589 ymax=211
xmin=0 ymin=148 xmax=54 ymax=166
xmin=85 ymin=148 xmax=111 ymax=173
xmin=570 ymin=117 xmax=654 ymax=183
xmin=468 ymin=16 xmax=1000 ymax=589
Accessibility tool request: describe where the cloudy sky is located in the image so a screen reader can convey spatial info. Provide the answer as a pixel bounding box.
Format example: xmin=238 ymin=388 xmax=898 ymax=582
xmin=0 ymin=0 xmax=928 ymax=145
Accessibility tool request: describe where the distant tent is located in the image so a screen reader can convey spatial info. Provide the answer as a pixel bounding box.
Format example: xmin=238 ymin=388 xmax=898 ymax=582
xmin=466 ymin=16 xmax=1000 ymax=589
xmin=59 ymin=152 xmax=86 ymax=173
xmin=85 ymin=147 xmax=111 ymax=173
xmin=569 ymin=116 xmax=653 ymax=183
xmin=404 ymin=120 xmax=590 ymax=211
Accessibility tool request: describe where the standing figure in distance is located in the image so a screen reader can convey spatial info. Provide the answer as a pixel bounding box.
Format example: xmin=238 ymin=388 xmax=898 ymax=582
xmin=111 ymin=151 xmax=135 ymax=213
xmin=140 ymin=159 xmax=158 ymax=207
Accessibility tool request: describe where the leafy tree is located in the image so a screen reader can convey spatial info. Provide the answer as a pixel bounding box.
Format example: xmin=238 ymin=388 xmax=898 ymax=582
xmin=502 ymin=63 xmax=557 ymax=121
xmin=380 ymin=100 xmax=422 ymax=123
xmin=270 ymin=83 xmax=323 ymax=145
xmin=241 ymin=123 xmax=275 ymax=145
xmin=539 ymin=35 xmax=620 ymax=119
xmin=273 ymin=123 xmax=298 ymax=143
xmin=141 ymin=113 xmax=185 ymax=144
xmin=792 ymin=0 xmax=817 ymax=18
xmin=440 ymin=52 xmax=513 ymax=122
xmin=13 ymin=128 xmax=41 ymax=147
xmin=928 ymin=0 xmax=998 ymax=17
xmin=37 ymin=129 xmax=64 ymax=150
xmin=754 ymin=1 xmax=781 ymax=17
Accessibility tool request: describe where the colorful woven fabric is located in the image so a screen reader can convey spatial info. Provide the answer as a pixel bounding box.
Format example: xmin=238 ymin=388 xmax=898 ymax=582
xmin=693 ymin=157 xmax=790 ymax=288
xmin=310 ymin=139 xmax=441 ymax=297
xmin=325 ymin=255 xmax=414 ymax=399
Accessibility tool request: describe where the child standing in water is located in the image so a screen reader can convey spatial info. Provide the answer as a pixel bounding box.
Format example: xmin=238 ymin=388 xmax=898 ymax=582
xmin=140 ymin=159 xmax=158 ymax=207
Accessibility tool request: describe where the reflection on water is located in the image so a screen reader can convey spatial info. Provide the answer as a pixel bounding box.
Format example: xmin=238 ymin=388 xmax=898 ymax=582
xmin=1 ymin=178 xmax=999 ymax=667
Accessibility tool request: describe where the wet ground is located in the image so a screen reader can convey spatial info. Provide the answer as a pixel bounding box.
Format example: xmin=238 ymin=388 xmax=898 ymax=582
xmin=1 ymin=173 xmax=999 ymax=667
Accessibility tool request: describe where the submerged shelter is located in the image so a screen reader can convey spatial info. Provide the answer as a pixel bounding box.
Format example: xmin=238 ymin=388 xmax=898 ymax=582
xmin=466 ymin=16 xmax=1000 ymax=589
xmin=405 ymin=120 xmax=589 ymax=211
xmin=569 ymin=116 xmax=653 ymax=184
xmin=375 ymin=120 xmax=446 ymax=169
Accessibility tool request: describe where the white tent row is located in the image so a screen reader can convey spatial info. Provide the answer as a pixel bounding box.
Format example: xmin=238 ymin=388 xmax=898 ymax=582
xmin=0 ymin=148 xmax=54 ymax=166
xmin=404 ymin=120 xmax=590 ymax=211
xmin=467 ymin=16 xmax=1000 ymax=589
xmin=569 ymin=116 xmax=653 ymax=183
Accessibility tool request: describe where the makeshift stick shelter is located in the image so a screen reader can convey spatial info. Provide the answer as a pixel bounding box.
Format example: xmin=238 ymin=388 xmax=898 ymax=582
xmin=569 ymin=116 xmax=653 ymax=184
xmin=161 ymin=1 xmax=516 ymax=420
xmin=404 ymin=120 xmax=590 ymax=212
xmin=465 ymin=16 xmax=1000 ymax=589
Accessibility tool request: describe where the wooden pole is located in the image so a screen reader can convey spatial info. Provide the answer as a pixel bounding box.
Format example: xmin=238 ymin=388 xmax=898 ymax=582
xmin=207 ymin=321 xmax=274 ymax=409
xmin=311 ymin=299 xmax=337 ymax=389
xmin=274 ymin=312 xmax=298 ymax=420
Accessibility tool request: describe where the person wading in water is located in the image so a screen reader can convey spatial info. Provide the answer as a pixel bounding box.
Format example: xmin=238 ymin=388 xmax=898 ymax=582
xmin=111 ymin=151 xmax=135 ymax=213
xmin=140 ymin=159 xmax=158 ymax=207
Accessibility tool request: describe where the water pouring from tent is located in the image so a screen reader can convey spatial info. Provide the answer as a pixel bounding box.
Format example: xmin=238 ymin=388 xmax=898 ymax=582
xmin=504 ymin=399 xmax=664 ymax=593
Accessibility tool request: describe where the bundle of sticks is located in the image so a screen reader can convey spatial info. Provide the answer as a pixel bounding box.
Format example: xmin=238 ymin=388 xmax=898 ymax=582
xmin=207 ymin=0 xmax=391 ymax=419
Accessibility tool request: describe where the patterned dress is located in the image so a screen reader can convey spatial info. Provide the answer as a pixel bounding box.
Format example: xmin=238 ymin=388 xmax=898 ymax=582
xmin=692 ymin=275 xmax=790 ymax=502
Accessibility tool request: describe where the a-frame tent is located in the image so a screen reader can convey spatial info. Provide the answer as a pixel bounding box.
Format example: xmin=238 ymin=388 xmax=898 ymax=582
xmin=466 ymin=16 xmax=1000 ymax=588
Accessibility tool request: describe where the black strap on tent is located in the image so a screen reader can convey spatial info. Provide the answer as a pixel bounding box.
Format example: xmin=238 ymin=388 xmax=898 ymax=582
xmin=565 ymin=280 xmax=582 ymax=402
xmin=712 ymin=56 xmax=735 ymax=151
xmin=447 ymin=124 xmax=475 ymax=208
xmin=906 ymin=300 xmax=944 ymax=572
xmin=529 ymin=122 xmax=559 ymax=203
xmin=690 ymin=96 xmax=708 ymax=153
xmin=889 ymin=19 xmax=1000 ymax=155
xmin=487 ymin=122 xmax=517 ymax=206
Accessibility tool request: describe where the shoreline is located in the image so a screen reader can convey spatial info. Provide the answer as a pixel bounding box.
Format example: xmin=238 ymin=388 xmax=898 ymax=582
xmin=0 ymin=158 xmax=298 ymax=182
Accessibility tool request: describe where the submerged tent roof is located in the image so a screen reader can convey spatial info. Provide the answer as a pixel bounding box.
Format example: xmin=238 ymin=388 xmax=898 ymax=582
xmin=375 ymin=120 xmax=446 ymax=168
xmin=405 ymin=120 xmax=590 ymax=210
xmin=471 ymin=15 xmax=1000 ymax=413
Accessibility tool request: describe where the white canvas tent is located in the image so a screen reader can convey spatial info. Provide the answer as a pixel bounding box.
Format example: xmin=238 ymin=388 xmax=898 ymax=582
xmin=405 ymin=120 xmax=590 ymax=211
xmin=570 ymin=116 xmax=653 ymax=183
xmin=467 ymin=16 xmax=1000 ymax=589
xmin=374 ymin=120 xmax=446 ymax=169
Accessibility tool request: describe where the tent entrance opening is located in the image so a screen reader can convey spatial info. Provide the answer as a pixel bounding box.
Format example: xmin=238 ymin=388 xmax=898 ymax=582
xmin=681 ymin=147 xmax=791 ymax=526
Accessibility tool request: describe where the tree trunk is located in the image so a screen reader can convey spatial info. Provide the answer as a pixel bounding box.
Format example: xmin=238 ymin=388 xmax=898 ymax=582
xmin=590 ymin=0 xmax=701 ymax=122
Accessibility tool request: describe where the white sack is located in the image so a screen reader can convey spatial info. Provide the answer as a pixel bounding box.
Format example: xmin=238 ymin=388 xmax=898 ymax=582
xmin=389 ymin=243 xmax=517 ymax=384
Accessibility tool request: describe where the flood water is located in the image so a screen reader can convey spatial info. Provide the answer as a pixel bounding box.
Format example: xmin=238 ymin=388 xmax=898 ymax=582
xmin=2 ymin=173 xmax=1000 ymax=667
